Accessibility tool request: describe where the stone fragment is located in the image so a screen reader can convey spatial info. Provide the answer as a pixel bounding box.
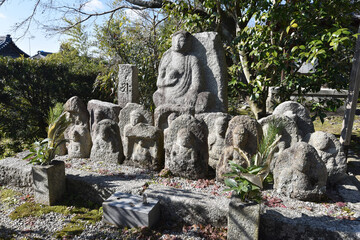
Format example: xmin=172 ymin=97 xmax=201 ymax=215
xmin=196 ymin=113 xmax=232 ymax=169
xmin=153 ymin=31 xmax=227 ymax=114
xmin=272 ymin=101 xmax=314 ymax=138
xmin=118 ymin=103 xmax=153 ymax=153
xmin=216 ymin=115 xmax=263 ymax=182
xmin=273 ymin=142 xmax=327 ymax=201
xmin=304 ymin=131 xmax=347 ymax=185
xmin=90 ymin=119 xmax=124 ymax=164
xmin=87 ymin=99 xmax=122 ymax=136
xmin=103 ymin=192 xmax=160 ymax=228
xmin=165 ymin=114 xmax=208 ymax=179
xmin=64 ymin=96 xmax=92 ymax=158
xmin=123 ymin=109 xmax=164 ymax=170
xmin=117 ymin=64 xmax=139 ymax=108
xmin=32 ymin=160 xmax=66 ymax=206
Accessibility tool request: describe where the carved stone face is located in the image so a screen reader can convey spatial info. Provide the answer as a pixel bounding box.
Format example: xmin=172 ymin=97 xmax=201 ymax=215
xmin=172 ymin=32 xmax=188 ymax=52
xmin=177 ymin=128 xmax=192 ymax=148
xmin=232 ymin=126 xmax=247 ymax=147
xmin=130 ymin=110 xmax=143 ymax=126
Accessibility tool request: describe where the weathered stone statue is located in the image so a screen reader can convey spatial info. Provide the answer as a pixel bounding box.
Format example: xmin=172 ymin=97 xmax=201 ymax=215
xmin=87 ymin=99 xmax=121 ymax=137
xmin=90 ymin=119 xmax=124 ymax=164
xmin=123 ymin=109 xmax=164 ymax=170
xmin=206 ymin=114 xmax=231 ymax=169
xmin=304 ymin=131 xmax=347 ymax=186
xmin=216 ymin=115 xmax=263 ymax=182
xmin=153 ymin=31 xmax=228 ymax=130
xmin=273 ymin=142 xmax=327 ymax=201
xmin=272 ymin=101 xmax=314 ymax=138
xmin=153 ymin=31 xmax=203 ymax=108
xmin=64 ymin=96 xmax=92 ymax=158
xmin=118 ymin=103 xmax=153 ymax=154
xmin=165 ymin=114 xmax=208 ymax=179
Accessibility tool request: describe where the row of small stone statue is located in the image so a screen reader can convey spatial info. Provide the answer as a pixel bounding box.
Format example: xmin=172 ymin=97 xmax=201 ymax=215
xmin=63 ymin=96 xmax=347 ymax=201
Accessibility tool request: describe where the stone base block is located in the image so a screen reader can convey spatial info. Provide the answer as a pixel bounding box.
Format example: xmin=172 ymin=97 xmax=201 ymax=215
xmin=228 ymin=199 xmax=260 ymax=240
xmin=32 ymin=160 xmax=66 ymax=205
xmin=103 ymin=192 xmax=160 ymax=228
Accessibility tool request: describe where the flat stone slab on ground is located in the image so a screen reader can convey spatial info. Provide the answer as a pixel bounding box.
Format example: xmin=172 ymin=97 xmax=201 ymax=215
xmin=103 ymin=192 xmax=160 ymax=228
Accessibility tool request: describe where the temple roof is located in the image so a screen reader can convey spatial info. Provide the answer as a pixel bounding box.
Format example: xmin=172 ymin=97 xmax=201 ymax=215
xmin=0 ymin=34 xmax=30 ymax=58
xmin=30 ymin=50 xmax=53 ymax=59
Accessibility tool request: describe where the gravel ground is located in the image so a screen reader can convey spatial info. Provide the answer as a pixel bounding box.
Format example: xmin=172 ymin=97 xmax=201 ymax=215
xmin=1 ymin=154 xmax=360 ymax=239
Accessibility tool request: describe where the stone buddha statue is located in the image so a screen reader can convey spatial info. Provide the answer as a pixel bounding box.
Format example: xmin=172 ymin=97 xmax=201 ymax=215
xmin=153 ymin=30 xmax=204 ymax=109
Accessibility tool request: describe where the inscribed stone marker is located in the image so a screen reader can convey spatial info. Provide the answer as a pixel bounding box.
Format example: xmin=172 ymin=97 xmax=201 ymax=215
xmin=117 ymin=64 xmax=139 ymax=108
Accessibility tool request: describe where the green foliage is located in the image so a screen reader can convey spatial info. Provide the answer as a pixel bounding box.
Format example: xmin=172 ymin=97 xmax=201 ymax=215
xmin=225 ymin=120 xmax=283 ymax=202
xmin=24 ymin=112 xmax=70 ymax=165
xmin=94 ymin=10 xmax=174 ymax=108
xmin=47 ymin=102 xmax=64 ymax=127
xmin=0 ymin=46 xmax=102 ymax=154
xmin=165 ymin=0 xmax=359 ymax=115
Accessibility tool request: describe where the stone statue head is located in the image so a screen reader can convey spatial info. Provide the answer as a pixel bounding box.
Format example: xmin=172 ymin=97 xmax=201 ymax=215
xmin=232 ymin=126 xmax=248 ymax=148
xmin=172 ymin=30 xmax=191 ymax=52
xmin=176 ymin=128 xmax=193 ymax=148
xmin=129 ymin=110 xmax=144 ymax=126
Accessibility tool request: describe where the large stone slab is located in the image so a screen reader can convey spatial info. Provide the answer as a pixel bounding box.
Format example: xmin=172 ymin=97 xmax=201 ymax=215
xmin=103 ymin=192 xmax=160 ymax=228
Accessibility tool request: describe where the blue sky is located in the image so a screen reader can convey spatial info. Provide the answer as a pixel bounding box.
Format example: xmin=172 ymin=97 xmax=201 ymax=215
xmin=0 ymin=0 xmax=109 ymax=56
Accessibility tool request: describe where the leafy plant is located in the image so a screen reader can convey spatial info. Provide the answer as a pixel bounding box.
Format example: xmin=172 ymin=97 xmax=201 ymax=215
xmin=224 ymin=121 xmax=283 ymax=202
xmin=24 ymin=111 xmax=70 ymax=165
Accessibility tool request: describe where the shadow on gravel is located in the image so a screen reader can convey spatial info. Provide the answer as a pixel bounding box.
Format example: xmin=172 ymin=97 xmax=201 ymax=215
xmin=260 ymin=210 xmax=360 ymax=240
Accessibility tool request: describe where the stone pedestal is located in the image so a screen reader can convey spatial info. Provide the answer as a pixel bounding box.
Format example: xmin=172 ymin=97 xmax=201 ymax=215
xmin=103 ymin=192 xmax=160 ymax=228
xmin=228 ymin=198 xmax=260 ymax=240
xmin=32 ymin=160 xmax=66 ymax=206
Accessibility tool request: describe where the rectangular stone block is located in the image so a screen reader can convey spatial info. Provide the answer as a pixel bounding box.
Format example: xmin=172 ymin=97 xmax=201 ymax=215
xmin=117 ymin=64 xmax=139 ymax=108
xmin=103 ymin=192 xmax=160 ymax=228
xmin=32 ymin=160 xmax=66 ymax=206
xmin=228 ymin=199 xmax=260 ymax=240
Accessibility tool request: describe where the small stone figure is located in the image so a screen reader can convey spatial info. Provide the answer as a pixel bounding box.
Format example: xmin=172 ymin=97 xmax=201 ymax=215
xmin=124 ymin=110 xmax=164 ymax=170
xmin=64 ymin=96 xmax=92 ymax=158
xmin=272 ymin=101 xmax=314 ymax=138
xmin=118 ymin=103 xmax=153 ymax=154
xmin=87 ymin=99 xmax=122 ymax=136
xmin=90 ymin=119 xmax=124 ymax=164
xmin=273 ymin=142 xmax=327 ymax=201
xmin=164 ymin=114 xmax=208 ymax=179
xmin=169 ymin=128 xmax=202 ymax=179
xmin=216 ymin=115 xmax=263 ymax=182
xmin=208 ymin=116 xmax=228 ymax=169
xmin=304 ymin=131 xmax=347 ymax=186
